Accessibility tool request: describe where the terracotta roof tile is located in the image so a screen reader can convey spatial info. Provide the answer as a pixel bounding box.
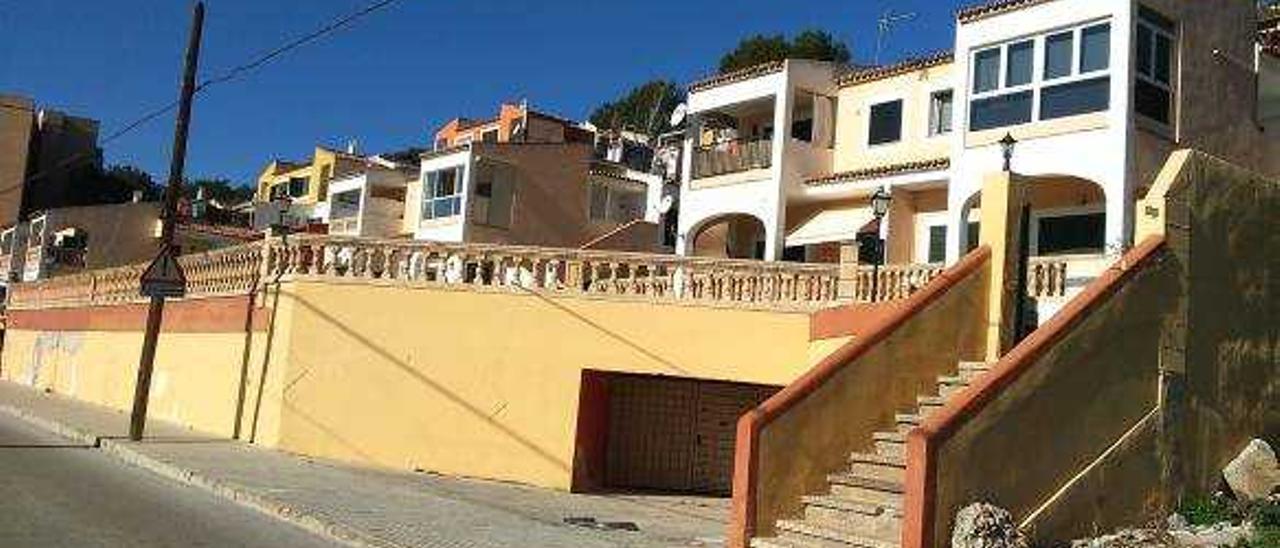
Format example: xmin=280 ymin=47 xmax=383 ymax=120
xmin=837 ymin=51 xmax=953 ymax=87
xmin=688 ymin=61 xmax=786 ymax=93
xmin=957 ymin=0 xmax=1058 ymax=23
xmin=805 ymin=158 xmax=950 ymax=186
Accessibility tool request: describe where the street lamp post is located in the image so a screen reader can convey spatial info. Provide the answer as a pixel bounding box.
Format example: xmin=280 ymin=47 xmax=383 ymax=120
xmin=1000 ymin=132 xmax=1018 ymax=172
xmin=869 ymin=188 xmax=892 ymax=302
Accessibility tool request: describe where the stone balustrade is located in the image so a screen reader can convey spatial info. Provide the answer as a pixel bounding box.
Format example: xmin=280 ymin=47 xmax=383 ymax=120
xmin=7 ymin=244 xmax=263 ymax=310
xmin=1026 ymin=257 xmax=1069 ymax=298
xmin=264 ymin=235 xmax=842 ymax=310
xmin=849 ymin=263 xmax=945 ymax=303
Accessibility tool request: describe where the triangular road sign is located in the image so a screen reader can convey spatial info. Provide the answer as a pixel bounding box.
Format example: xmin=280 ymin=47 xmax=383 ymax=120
xmin=140 ymin=247 xmax=187 ymax=298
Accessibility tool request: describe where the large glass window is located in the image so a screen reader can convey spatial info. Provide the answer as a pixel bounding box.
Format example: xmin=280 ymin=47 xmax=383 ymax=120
xmin=422 ymin=167 xmax=463 ymax=220
xmin=1045 ymin=32 xmax=1074 ymax=80
xmin=1037 ymin=213 xmax=1105 ymax=255
xmin=974 ymin=49 xmax=1001 ymax=93
xmin=330 ymin=189 xmax=361 ymax=219
xmin=969 ymin=20 xmax=1112 ymax=131
xmin=927 ymin=225 xmax=947 ymax=264
xmin=868 ymin=99 xmax=903 ymax=145
xmin=929 ymin=90 xmax=954 ymax=136
xmin=1135 ymin=7 xmax=1176 ymax=125
xmin=287 ymin=177 xmax=309 ymax=198
xmin=1006 ymin=41 xmax=1034 ymax=87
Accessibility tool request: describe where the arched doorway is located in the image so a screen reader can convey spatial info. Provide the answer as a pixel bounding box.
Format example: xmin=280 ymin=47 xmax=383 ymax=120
xmin=689 ymin=214 xmax=767 ymax=260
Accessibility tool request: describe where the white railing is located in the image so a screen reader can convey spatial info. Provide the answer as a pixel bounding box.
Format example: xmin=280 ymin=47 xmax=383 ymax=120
xmin=850 ymin=263 xmax=945 ymax=303
xmin=265 ymin=235 xmax=840 ymax=310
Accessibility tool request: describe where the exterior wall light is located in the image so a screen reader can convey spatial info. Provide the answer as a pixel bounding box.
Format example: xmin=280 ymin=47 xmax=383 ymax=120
xmin=1000 ymin=132 xmax=1018 ymax=172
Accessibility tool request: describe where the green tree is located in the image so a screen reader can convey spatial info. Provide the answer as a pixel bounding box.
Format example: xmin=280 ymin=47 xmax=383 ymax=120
xmin=77 ymin=164 xmax=161 ymax=205
xmin=588 ymin=80 xmax=684 ymax=134
xmin=718 ymin=30 xmax=851 ymax=74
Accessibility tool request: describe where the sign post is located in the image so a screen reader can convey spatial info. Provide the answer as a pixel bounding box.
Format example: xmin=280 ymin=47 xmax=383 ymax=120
xmin=129 ymin=1 xmax=204 ymax=441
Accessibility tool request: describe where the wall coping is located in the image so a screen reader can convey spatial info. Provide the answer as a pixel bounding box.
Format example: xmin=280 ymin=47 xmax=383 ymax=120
xmin=728 ymin=245 xmax=992 ymax=547
xmin=901 ymin=235 xmax=1168 ymax=548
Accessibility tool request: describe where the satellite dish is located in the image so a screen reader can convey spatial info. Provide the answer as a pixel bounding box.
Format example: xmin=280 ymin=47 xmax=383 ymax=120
xmin=658 ymin=195 xmax=676 ymax=215
xmin=669 ymin=103 xmax=688 ymax=128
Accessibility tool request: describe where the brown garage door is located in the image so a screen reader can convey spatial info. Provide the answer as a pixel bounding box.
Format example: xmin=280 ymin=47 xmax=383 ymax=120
xmin=603 ymin=373 xmax=777 ymax=495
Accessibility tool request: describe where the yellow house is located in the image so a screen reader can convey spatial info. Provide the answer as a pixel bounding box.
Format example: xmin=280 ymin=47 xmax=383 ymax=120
xmin=255 ymin=146 xmax=367 ymax=206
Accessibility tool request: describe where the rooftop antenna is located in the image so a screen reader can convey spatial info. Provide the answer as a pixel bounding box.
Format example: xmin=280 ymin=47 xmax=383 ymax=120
xmin=875 ymin=9 xmax=917 ymax=65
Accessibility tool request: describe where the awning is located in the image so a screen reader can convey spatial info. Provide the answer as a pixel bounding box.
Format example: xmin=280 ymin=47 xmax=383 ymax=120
xmin=785 ymin=206 xmax=874 ymax=247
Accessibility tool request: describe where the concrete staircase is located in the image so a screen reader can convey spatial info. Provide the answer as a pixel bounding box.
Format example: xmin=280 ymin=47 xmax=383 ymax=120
xmin=751 ymin=361 xmax=993 ymax=548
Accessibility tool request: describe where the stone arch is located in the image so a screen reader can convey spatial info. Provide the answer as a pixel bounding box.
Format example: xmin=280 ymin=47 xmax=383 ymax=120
xmin=687 ymin=213 xmax=768 ymax=260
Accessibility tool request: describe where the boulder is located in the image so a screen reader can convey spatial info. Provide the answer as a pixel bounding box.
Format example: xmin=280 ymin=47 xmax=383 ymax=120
xmin=952 ymin=503 xmax=1028 ymax=548
xmin=1222 ymin=439 xmax=1279 ymax=502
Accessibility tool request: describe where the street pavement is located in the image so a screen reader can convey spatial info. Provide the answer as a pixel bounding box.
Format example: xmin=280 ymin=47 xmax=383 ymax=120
xmin=0 ymin=382 xmax=728 ymax=547
xmin=0 ymin=410 xmax=344 ymax=548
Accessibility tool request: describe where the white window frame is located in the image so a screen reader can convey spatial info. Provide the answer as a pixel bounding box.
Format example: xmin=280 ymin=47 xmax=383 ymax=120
xmin=1134 ymin=7 xmax=1177 ymax=126
xmin=421 ymin=167 xmax=464 ymax=221
xmin=927 ymin=88 xmax=955 ymax=137
xmin=588 ymin=181 xmax=647 ymax=224
xmin=967 ymin=18 xmax=1113 ymax=131
xmin=914 ymin=211 xmax=950 ymax=264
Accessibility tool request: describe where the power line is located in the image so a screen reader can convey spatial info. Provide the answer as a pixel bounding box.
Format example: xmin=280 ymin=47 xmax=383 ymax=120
xmin=6 ymin=0 xmax=404 ymax=199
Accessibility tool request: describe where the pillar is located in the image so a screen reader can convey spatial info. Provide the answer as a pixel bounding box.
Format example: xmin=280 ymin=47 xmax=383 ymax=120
xmin=978 ymin=171 xmax=1029 ymax=362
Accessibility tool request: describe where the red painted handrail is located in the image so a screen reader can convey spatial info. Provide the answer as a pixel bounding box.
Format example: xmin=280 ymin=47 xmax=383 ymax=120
xmin=728 ymin=246 xmax=992 ymax=547
xmin=901 ymin=236 xmax=1168 ymax=548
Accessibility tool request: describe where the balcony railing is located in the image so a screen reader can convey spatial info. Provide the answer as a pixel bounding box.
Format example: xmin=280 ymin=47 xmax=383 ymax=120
xmin=265 ymin=236 xmax=840 ymax=310
xmin=851 ymin=263 xmax=945 ymax=303
xmin=692 ymin=137 xmax=772 ymax=179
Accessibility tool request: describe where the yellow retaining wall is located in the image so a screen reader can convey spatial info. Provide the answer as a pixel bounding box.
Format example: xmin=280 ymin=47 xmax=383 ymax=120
xmin=261 ymin=281 xmax=816 ymax=490
xmin=0 ymin=329 xmax=267 ymax=438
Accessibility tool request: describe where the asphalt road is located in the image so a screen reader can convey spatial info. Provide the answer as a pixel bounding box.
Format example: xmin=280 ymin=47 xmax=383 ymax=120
xmin=0 ymin=413 xmax=344 ymax=548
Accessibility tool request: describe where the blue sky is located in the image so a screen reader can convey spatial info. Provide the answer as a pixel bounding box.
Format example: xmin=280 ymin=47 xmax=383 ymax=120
xmin=0 ymin=0 xmax=970 ymax=186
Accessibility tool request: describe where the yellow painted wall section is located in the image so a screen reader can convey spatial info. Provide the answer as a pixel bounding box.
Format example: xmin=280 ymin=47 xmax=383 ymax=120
xmin=0 ymin=329 xmax=267 ymax=438
xmin=834 ymin=62 xmax=953 ymax=173
xmin=269 ymin=281 xmax=815 ymax=490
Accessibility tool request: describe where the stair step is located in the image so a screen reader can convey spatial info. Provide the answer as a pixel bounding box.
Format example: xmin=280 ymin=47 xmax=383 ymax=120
xmin=916 ymin=396 xmax=946 ymax=418
xmin=895 ymin=413 xmax=921 ymax=434
xmin=936 ymin=375 xmax=970 ymax=398
xmin=751 ymin=536 xmax=812 ymax=548
xmin=802 ymin=495 xmax=904 ymax=542
xmin=958 ymin=361 xmax=992 ymax=381
xmin=776 ymin=519 xmax=899 ymax=548
xmin=848 ymin=453 xmax=905 ymax=483
xmin=872 ymin=431 xmax=906 ymax=458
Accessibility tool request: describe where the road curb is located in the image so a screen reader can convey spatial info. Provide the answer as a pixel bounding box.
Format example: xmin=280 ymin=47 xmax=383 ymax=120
xmin=0 ymin=401 xmax=401 ymax=548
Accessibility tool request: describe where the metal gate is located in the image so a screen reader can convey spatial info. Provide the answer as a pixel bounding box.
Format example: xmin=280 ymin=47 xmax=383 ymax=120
xmin=603 ymin=373 xmax=777 ymax=495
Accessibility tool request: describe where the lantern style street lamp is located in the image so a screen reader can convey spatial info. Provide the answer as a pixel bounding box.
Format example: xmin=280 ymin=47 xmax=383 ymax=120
xmin=869 ymin=187 xmax=892 ymax=301
xmin=1000 ymin=132 xmax=1018 ymax=172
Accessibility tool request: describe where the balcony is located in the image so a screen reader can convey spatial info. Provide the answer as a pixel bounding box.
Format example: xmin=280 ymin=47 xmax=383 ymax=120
xmin=692 ymin=137 xmax=772 ymax=179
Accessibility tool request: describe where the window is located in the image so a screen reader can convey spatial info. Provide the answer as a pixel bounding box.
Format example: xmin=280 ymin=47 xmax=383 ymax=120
xmin=1037 ymin=213 xmax=1105 ymax=255
xmin=1005 ymin=41 xmax=1034 ymax=87
xmin=481 ymin=129 xmax=499 ymax=144
xmin=928 ymin=90 xmax=954 ymax=136
xmin=287 ymin=177 xmax=309 ymax=198
xmin=927 ymin=225 xmax=947 ymax=264
xmin=330 ymin=189 xmax=361 ymax=219
xmin=969 ymin=20 xmax=1112 ymax=131
xmin=1045 ymin=32 xmax=1074 ymax=80
xmin=588 ymin=182 xmax=645 ymax=223
xmin=422 ymin=167 xmax=463 ymax=220
xmin=269 ymin=183 xmax=289 ymax=200
xmin=974 ymin=48 xmax=1001 ymax=93
xmin=868 ymin=99 xmax=903 ymax=145
xmin=1135 ymin=7 xmax=1176 ymax=125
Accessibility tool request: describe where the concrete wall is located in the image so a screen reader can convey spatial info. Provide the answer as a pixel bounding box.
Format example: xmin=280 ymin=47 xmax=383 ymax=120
xmin=264 ymin=281 xmax=816 ymax=490
xmin=0 ymin=296 xmax=270 ymax=438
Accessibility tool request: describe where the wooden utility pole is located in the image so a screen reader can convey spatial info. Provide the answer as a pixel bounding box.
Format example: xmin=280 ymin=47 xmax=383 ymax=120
xmin=129 ymin=1 xmax=205 ymax=441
